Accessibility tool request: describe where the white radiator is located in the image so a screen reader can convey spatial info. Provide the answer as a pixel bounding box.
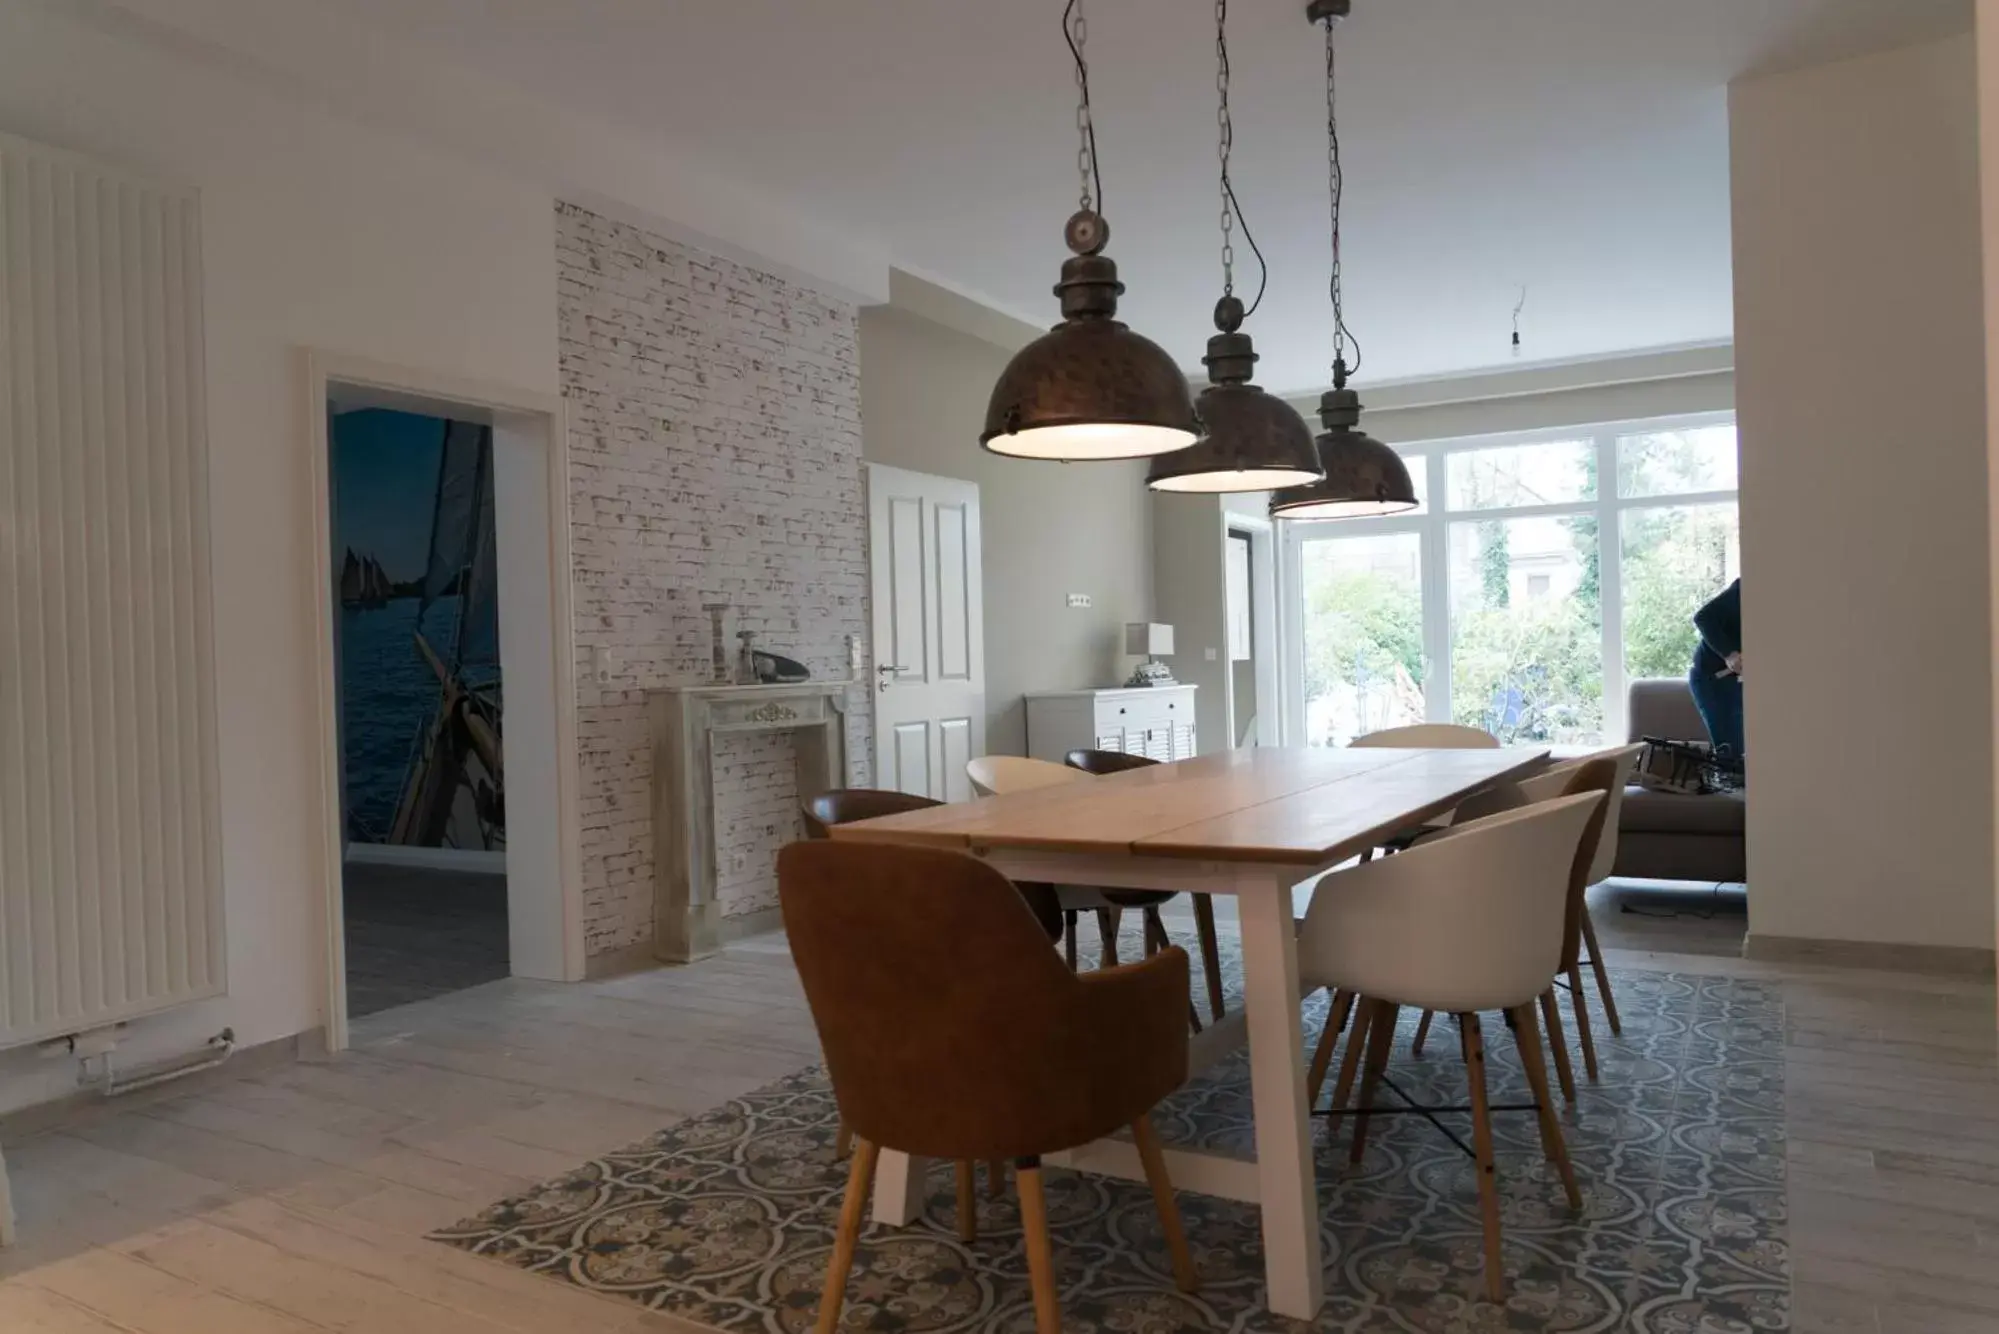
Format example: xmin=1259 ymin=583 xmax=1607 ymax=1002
xmin=0 ymin=134 xmax=225 ymax=1048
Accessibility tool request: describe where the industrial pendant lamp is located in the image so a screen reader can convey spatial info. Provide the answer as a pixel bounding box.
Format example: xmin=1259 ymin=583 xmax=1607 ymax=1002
xmin=1148 ymin=0 xmax=1322 ymax=494
xmin=982 ymin=0 xmax=1200 ymax=462
xmin=1270 ymin=0 xmax=1417 ymax=520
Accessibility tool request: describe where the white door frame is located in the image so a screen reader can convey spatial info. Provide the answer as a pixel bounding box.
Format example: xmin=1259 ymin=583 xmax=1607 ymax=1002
xmin=303 ymin=350 xmax=584 ymax=1052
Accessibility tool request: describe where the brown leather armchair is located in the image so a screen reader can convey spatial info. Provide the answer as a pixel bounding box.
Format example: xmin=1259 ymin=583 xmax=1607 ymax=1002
xmin=779 ymin=839 xmax=1198 ymax=1334
xmin=1063 ymin=750 xmax=1228 ymax=1023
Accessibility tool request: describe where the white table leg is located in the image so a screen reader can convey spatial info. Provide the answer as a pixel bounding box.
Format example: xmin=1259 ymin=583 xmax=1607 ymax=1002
xmin=869 ymin=1149 xmax=933 ymax=1227
xmin=1236 ymin=877 xmax=1325 ymax=1319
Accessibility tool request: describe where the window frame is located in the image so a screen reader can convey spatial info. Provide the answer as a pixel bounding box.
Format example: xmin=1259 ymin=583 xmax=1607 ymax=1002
xmin=1278 ymin=409 xmax=1737 ymax=747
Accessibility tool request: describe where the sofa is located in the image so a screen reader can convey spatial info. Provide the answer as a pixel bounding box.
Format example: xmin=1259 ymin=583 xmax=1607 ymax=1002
xmin=1613 ymin=679 xmax=1746 ymax=884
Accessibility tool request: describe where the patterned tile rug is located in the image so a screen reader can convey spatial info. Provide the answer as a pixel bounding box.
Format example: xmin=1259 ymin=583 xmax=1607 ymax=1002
xmin=432 ymin=948 xmax=1788 ymax=1333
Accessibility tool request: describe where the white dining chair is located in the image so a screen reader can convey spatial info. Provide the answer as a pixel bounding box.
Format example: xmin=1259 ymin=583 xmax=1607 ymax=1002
xmin=1417 ymin=743 xmax=1644 ymax=1083
xmin=1296 ymin=792 xmax=1604 ymax=1302
xmin=965 ymin=757 xmax=1211 ymax=1018
xmin=965 ymin=757 xmax=1126 ymax=969
xmin=1349 ymin=722 xmax=1499 ymax=749
xmin=966 ymin=755 xmax=1085 ymax=797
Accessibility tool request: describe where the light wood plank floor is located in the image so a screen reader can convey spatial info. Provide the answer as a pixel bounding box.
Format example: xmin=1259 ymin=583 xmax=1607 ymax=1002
xmin=1 ymin=927 xmax=1992 ymax=1334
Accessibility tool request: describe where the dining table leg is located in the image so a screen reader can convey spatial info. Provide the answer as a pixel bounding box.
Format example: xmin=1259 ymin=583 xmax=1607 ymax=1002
xmin=1235 ymin=876 xmax=1326 ymax=1320
xmin=870 ymin=1148 xmax=935 ymax=1227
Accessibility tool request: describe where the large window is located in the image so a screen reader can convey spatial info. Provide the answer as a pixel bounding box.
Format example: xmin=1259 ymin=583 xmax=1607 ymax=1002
xmin=1284 ymin=414 xmax=1738 ymax=747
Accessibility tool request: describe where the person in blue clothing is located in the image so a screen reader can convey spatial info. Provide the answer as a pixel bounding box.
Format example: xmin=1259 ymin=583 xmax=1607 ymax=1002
xmin=1688 ymin=578 xmax=1743 ymax=762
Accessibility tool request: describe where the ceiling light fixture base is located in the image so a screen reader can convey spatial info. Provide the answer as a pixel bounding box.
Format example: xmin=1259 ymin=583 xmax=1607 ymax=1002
xmin=1305 ymin=0 xmax=1351 ymax=27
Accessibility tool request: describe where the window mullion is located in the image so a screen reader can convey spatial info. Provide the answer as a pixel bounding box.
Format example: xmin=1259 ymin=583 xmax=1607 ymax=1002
xmin=1424 ymin=451 xmax=1451 ymax=726
xmin=1597 ymin=432 xmax=1624 ymax=744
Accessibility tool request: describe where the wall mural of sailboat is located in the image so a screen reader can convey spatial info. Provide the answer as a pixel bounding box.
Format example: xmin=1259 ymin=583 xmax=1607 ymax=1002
xmin=332 ymin=408 xmax=505 ymax=853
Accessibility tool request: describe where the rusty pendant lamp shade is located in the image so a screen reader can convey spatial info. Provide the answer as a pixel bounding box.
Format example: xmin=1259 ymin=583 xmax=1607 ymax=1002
xmin=1149 ymin=313 xmax=1320 ymax=493
xmin=1272 ymin=0 xmax=1414 ymax=521
xmin=1267 ymin=381 xmax=1417 ymax=518
xmin=1148 ymin=0 xmax=1319 ymax=494
xmin=983 ymin=213 xmax=1200 ymax=461
xmin=982 ymin=0 xmax=1199 ymax=462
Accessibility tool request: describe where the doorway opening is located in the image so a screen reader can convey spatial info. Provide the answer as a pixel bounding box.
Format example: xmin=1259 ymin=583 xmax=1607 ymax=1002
xmin=332 ymin=407 xmax=509 ymax=1017
xmin=309 ymin=355 xmax=582 ymax=1051
xmin=1224 ymin=516 xmax=1278 ymax=748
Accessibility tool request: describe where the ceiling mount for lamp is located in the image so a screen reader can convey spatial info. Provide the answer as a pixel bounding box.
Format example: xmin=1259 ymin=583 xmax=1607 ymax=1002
xmin=1148 ymin=0 xmax=1321 ymax=494
xmin=1271 ymin=0 xmax=1418 ymax=521
xmin=982 ymin=0 xmax=1199 ymax=462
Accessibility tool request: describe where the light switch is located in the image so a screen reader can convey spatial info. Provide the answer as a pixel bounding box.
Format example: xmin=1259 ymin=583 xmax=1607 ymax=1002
xmin=1066 ymin=593 xmax=1092 ymax=609
xmin=1204 ymin=646 xmax=1218 ymax=662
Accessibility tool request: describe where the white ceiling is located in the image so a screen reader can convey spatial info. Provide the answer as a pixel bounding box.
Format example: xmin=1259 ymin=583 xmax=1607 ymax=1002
xmin=322 ymin=0 xmax=1969 ymax=393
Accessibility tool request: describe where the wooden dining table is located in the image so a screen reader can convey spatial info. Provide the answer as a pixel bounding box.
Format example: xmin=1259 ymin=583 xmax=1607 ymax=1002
xmin=826 ymin=743 xmax=1548 ymax=1320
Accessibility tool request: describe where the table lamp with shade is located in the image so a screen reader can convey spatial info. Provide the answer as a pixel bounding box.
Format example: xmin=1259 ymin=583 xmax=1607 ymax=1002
xmin=1123 ymin=622 xmax=1177 ymax=687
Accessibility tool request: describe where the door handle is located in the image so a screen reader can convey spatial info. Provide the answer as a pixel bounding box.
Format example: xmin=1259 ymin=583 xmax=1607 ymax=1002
xmin=876 ymin=663 xmax=911 ymax=692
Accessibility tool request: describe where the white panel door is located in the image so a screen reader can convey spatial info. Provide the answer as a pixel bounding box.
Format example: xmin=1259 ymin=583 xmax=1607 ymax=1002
xmin=868 ymin=465 xmax=986 ymax=801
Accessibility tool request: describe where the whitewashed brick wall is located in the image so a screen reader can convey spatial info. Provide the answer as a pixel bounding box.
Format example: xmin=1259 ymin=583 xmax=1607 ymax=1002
xmin=557 ymin=201 xmax=870 ymax=957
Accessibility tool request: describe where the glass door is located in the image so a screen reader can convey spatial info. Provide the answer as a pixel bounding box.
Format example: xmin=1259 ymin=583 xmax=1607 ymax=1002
xmin=1295 ymin=531 xmax=1427 ymax=747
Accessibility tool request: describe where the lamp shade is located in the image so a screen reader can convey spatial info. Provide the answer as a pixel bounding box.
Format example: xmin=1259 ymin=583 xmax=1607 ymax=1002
xmin=1268 ymin=386 xmax=1418 ymax=520
xmin=1148 ymin=331 xmax=1323 ymax=493
xmin=983 ymin=251 xmax=1200 ymax=461
xmin=1124 ymin=622 xmax=1175 ymax=656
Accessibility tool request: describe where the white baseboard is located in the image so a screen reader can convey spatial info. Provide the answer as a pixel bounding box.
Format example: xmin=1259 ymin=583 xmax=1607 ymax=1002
xmin=344 ymin=843 xmax=506 ymax=874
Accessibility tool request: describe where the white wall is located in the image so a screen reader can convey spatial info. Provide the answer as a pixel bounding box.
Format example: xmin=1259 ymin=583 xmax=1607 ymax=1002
xmin=0 ymin=2 xmax=559 ymax=1110
xmin=859 ymin=302 xmax=1155 ymax=755
xmin=1732 ymin=33 xmax=1995 ymax=954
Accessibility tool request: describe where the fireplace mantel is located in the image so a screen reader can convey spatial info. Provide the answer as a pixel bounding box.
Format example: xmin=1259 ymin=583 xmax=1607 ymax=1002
xmin=648 ymin=681 xmax=852 ymax=961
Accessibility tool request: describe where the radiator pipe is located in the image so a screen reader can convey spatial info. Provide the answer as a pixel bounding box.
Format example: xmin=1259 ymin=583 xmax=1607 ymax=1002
xmin=101 ymin=1028 xmax=235 ymax=1098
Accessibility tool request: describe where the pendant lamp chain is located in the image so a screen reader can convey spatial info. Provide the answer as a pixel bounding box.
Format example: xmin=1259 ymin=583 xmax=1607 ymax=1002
xmin=1066 ymin=0 xmax=1102 ymax=215
xmin=1324 ymin=16 xmax=1360 ymax=383
xmin=1216 ymin=0 xmax=1235 ymax=300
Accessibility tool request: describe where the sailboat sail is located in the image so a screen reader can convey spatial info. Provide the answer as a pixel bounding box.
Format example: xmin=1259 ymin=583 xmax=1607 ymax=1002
xmin=389 ymin=419 xmax=505 ymax=851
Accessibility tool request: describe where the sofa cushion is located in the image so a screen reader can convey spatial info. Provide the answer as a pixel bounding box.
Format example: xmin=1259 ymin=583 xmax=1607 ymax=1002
xmin=1627 ymin=678 xmax=1711 ymax=745
xmin=1620 ymin=784 xmax=1745 ymax=836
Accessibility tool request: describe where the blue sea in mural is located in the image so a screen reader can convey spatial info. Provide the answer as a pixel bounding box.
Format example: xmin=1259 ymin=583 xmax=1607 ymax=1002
xmin=340 ymin=594 xmax=464 ymax=842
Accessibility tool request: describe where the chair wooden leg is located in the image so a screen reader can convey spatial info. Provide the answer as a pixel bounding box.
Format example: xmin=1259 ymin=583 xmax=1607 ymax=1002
xmin=1350 ymin=1000 xmax=1400 ymax=1166
xmin=1096 ymin=907 xmax=1122 ymax=967
xmin=954 ymin=1160 xmax=978 ymax=1242
xmin=1568 ymin=966 xmax=1600 ymax=1083
xmin=1014 ymin=1159 xmax=1063 ymax=1334
xmin=1305 ymin=988 xmax=1355 ymax=1106
xmin=1410 ymin=1009 xmax=1435 ymax=1056
xmin=816 ymin=1137 xmax=879 ymax=1334
xmin=1063 ymin=910 xmax=1079 ymax=971
xmin=1192 ymin=895 xmax=1226 ymax=1020
xmin=834 ymin=1119 xmax=853 ymax=1159
xmin=1580 ymin=905 xmax=1621 ymax=1035
xmin=1130 ymin=1115 xmax=1199 ymax=1293
xmin=1459 ymin=1015 xmax=1506 ymax=1304
xmin=1510 ymin=1004 xmax=1582 ymax=1210
xmin=1538 ymin=987 xmax=1577 ymax=1105
xmin=1327 ymin=997 xmax=1374 ymax=1129
xmin=986 ymin=1159 xmax=1005 ymax=1199
xmin=1141 ymin=907 xmax=1166 ymax=956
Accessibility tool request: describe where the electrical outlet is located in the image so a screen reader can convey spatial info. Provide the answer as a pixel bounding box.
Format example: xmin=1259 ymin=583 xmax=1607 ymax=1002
xmin=1066 ymin=593 xmax=1092 ymax=609
xmin=1204 ymin=646 xmax=1218 ymax=662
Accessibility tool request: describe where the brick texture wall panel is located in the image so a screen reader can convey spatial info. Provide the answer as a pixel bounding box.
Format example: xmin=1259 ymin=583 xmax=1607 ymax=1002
xmin=557 ymin=202 xmax=871 ymax=957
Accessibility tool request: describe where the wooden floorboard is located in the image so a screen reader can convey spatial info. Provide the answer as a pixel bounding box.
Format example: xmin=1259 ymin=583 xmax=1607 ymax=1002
xmin=0 ymin=912 xmax=1991 ymax=1334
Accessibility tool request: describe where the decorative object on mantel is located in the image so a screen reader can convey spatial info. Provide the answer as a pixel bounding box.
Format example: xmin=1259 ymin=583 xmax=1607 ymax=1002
xmin=1269 ymin=0 xmax=1419 ymax=522
xmin=1123 ymin=622 xmax=1178 ymax=687
xmin=735 ymin=629 xmax=758 ymax=685
xmin=752 ymin=651 xmax=811 ymax=685
xmin=979 ymin=0 xmax=1199 ymax=463
xmin=702 ymin=602 xmax=732 ymax=684
xmin=1146 ymin=0 xmax=1320 ymax=495
xmin=647 ymin=680 xmax=852 ymax=961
